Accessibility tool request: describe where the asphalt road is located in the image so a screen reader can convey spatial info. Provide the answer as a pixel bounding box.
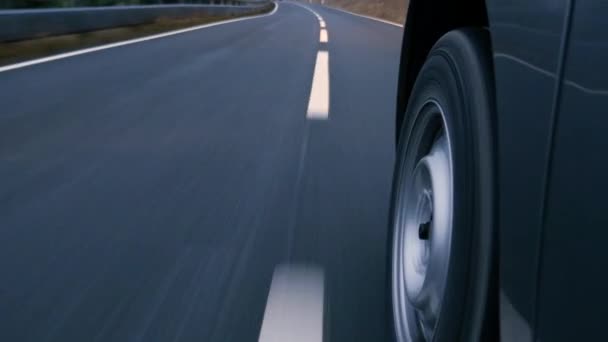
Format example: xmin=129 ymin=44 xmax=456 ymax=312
xmin=0 ymin=2 xmax=402 ymax=341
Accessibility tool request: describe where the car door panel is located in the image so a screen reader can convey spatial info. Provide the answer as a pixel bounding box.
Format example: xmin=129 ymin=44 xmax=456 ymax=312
xmin=536 ymin=1 xmax=608 ymax=340
xmin=485 ymin=0 xmax=570 ymax=340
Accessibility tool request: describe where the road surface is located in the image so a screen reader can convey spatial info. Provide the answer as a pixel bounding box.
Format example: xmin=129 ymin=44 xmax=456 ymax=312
xmin=0 ymin=2 xmax=402 ymax=341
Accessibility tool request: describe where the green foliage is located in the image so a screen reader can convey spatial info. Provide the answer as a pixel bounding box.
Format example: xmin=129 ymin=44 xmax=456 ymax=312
xmin=0 ymin=0 xmax=221 ymax=8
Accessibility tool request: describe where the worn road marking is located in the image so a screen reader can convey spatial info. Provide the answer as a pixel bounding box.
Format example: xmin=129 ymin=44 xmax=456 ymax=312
xmin=258 ymin=265 xmax=325 ymax=342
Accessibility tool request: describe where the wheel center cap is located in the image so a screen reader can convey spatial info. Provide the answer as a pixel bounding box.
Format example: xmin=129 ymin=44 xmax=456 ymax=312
xmin=417 ymin=193 xmax=433 ymax=240
xmin=403 ymin=134 xmax=453 ymax=315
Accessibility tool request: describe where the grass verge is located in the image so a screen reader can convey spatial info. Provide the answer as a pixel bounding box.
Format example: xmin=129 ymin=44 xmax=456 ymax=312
xmin=323 ymin=0 xmax=407 ymax=25
xmin=0 ymin=4 xmax=273 ymax=67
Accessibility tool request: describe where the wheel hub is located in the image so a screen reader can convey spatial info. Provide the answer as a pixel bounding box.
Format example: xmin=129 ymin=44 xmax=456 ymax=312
xmin=392 ymin=106 xmax=453 ymax=341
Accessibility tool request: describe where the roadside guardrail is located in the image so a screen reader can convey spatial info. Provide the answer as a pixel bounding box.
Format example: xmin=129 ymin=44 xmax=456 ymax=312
xmin=0 ymin=1 xmax=272 ymax=42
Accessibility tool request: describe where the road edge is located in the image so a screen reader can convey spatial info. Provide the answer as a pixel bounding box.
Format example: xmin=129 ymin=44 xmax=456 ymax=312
xmin=319 ymin=4 xmax=403 ymax=28
xmin=0 ymin=1 xmax=278 ymax=74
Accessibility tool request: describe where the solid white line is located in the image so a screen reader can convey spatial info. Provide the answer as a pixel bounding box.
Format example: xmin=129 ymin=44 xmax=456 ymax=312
xmin=324 ymin=5 xmax=403 ymax=27
xmin=320 ymin=29 xmax=328 ymax=43
xmin=306 ymin=51 xmax=329 ymax=119
xmin=258 ymin=265 xmax=324 ymax=342
xmin=0 ymin=2 xmax=279 ymax=73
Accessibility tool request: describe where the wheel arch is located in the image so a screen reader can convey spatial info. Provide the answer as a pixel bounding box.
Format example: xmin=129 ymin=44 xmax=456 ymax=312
xmin=396 ymin=0 xmax=492 ymax=143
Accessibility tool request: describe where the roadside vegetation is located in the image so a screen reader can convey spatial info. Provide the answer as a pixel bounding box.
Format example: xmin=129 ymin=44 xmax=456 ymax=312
xmin=0 ymin=3 xmax=273 ymax=66
xmin=311 ymin=0 xmax=408 ymax=25
xmin=0 ymin=1 xmax=243 ymax=8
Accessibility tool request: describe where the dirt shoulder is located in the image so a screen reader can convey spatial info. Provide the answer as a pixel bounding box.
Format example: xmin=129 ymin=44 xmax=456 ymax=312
xmin=322 ymin=0 xmax=407 ymax=25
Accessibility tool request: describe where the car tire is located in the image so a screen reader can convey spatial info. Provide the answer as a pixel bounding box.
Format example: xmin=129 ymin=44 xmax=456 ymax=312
xmin=388 ymin=28 xmax=497 ymax=341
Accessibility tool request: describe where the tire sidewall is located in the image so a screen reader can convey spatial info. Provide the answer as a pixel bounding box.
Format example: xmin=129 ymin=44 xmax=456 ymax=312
xmin=389 ymin=28 xmax=496 ymax=342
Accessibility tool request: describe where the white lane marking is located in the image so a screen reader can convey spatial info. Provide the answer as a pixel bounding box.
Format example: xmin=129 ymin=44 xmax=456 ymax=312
xmin=258 ymin=265 xmax=325 ymax=342
xmin=0 ymin=2 xmax=279 ymax=73
xmin=324 ymin=5 xmax=403 ymax=27
xmin=320 ymin=29 xmax=328 ymax=43
xmin=307 ymin=51 xmax=329 ymax=120
xmin=290 ymin=1 xmax=330 ymax=120
xmin=291 ymin=0 xmax=324 ymax=21
xmin=290 ymin=1 xmax=330 ymax=119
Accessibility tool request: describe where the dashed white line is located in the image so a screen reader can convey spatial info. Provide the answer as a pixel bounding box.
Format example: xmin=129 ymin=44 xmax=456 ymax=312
xmin=320 ymin=29 xmax=328 ymax=43
xmin=258 ymin=264 xmax=325 ymax=342
xmin=0 ymin=2 xmax=279 ymax=73
xmin=291 ymin=2 xmax=331 ymax=120
xmin=307 ymin=51 xmax=330 ymax=120
xmin=291 ymin=1 xmax=324 ymax=21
